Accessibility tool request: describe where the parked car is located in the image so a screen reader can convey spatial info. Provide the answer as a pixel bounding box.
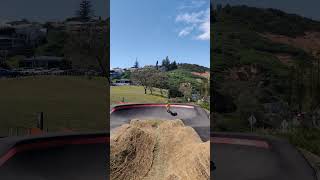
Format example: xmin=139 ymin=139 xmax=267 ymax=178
xmin=113 ymin=79 xmax=132 ymax=86
xmin=0 ymin=69 xmax=19 ymax=77
xmin=49 ymin=68 xmax=65 ymax=75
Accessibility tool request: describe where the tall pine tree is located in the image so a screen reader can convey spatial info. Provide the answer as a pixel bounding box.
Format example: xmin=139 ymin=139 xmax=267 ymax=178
xmin=162 ymin=56 xmax=170 ymax=71
xmin=133 ymin=58 xmax=139 ymax=68
xmin=77 ymin=0 xmax=94 ymax=22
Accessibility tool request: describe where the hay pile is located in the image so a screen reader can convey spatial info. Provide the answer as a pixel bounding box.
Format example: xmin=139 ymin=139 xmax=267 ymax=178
xmin=110 ymin=119 xmax=210 ymax=180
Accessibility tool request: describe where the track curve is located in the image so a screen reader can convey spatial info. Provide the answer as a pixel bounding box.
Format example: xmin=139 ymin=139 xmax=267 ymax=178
xmin=110 ymin=104 xmax=210 ymax=141
xmin=0 ymin=132 xmax=109 ymax=180
xmin=211 ymin=132 xmax=317 ymax=180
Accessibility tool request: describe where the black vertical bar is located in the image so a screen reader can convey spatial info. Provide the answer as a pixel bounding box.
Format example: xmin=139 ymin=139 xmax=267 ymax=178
xmin=37 ymin=112 xmax=44 ymax=130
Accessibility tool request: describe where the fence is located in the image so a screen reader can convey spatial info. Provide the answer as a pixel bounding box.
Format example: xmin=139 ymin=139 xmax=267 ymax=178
xmin=0 ymin=69 xmax=105 ymax=78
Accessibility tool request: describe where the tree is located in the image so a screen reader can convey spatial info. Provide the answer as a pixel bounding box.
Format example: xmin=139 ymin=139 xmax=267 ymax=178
xmin=179 ymin=82 xmax=193 ymax=101
xmin=224 ymin=4 xmax=232 ymax=14
xmin=169 ymin=60 xmax=178 ymax=71
xmin=237 ymin=90 xmax=262 ymax=122
xmin=156 ymin=60 xmax=159 ymax=70
xmin=76 ymin=0 xmax=94 ymax=21
xmin=64 ymin=19 xmax=109 ymax=80
xmin=168 ymin=87 xmax=184 ymax=99
xmin=133 ymin=58 xmax=139 ymax=68
xmin=161 ymin=57 xmax=178 ymax=71
xmin=153 ymin=71 xmax=168 ymax=95
xmin=162 ymin=56 xmax=170 ymax=71
xmin=200 ymin=79 xmax=210 ymax=98
xmin=131 ymin=68 xmax=155 ymax=94
xmin=121 ymin=71 xmax=131 ymax=79
xmin=216 ymin=4 xmax=223 ymax=13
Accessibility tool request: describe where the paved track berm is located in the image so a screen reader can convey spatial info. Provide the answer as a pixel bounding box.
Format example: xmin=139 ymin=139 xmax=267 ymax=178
xmin=0 ymin=132 xmax=109 ymax=180
xmin=211 ymin=132 xmax=317 ymax=180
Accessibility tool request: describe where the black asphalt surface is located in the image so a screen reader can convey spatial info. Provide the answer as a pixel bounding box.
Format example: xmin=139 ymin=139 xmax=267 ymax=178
xmin=110 ymin=104 xmax=210 ymax=141
xmin=0 ymin=133 xmax=109 ymax=180
xmin=211 ymin=133 xmax=317 ymax=180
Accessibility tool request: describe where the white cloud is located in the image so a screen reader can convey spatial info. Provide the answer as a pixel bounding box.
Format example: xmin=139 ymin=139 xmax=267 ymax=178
xmin=196 ymin=20 xmax=210 ymax=40
xmin=176 ymin=10 xmax=207 ymax=24
xmin=178 ymin=0 xmax=207 ymax=10
xmin=196 ymin=9 xmax=210 ymax=40
xmin=175 ymin=7 xmax=210 ymax=41
xmin=178 ymin=26 xmax=195 ymax=37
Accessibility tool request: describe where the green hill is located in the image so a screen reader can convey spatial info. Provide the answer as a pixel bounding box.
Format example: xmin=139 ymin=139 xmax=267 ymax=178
xmin=113 ymin=63 xmax=210 ymax=106
xmin=168 ymin=64 xmax=209 ymax=91
xmin=212 ymin=4 xmax=320 ymax=156
xmin=212 ymin=5 xmax=320 ymax=130
xmin=177 ymin=63 xmax=209 ymax=73
xmin=118 ymin=63 xmax=209 ymax=95
xmin=214 ymin=5 xmax=320 ymax=37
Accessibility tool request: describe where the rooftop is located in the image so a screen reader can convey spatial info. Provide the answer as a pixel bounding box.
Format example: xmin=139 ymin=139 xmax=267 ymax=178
xmin=24 ymin=56 xmax=64 ymax=61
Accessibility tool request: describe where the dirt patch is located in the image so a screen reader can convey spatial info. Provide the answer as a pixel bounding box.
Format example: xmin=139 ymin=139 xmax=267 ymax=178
xmin=192 ymin=72 xmax=210 ymax=79
xmin=226 ymin=64 xmax=260 ymax=81
xmin=110 ymin=119 xmax=210 ymax=180
xmin=275 ymin=54 xmax=294 ymax=66
xmin=261 ymin=32 xmax=320 ymax=56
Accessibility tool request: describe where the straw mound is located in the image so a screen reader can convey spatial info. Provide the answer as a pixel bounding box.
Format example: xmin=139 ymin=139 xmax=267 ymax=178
xmin=110 ymin=119 xmax=210 ymax=180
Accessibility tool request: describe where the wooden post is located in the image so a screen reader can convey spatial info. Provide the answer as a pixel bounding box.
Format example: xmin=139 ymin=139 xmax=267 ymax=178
xmin=37 ymin=112 xmax=44 ymax=130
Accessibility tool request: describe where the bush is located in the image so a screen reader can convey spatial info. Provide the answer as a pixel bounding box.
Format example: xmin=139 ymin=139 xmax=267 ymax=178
xmin=284 ymin=128 xmax=320 ymax=156
xmin=168 ymin=97 xmax=187 ymax=103
xmin=168 ymin=88 xmax=183 ymax=98
xmin=199 ymin=101 xmax=210 ymax=111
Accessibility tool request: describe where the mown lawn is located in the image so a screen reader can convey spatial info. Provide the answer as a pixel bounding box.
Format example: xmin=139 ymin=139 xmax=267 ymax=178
xmin=110 ymin=86 xmax=167 ymax=105
xmin=0 ymin=76 xmax=108 ymax=136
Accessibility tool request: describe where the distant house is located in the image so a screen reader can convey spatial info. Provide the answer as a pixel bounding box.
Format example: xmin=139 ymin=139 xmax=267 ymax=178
xmin=144 ymin=65 xmax=155 ymax=68
xmin=113 ymin=79 xmax=132 ymax=86
xmin=44 ymin=21 xmax=65 ymax=31
xmin=0 ymin=23 xmax=46 ymax=56
xmin=110 ymin=70 xmax=120 ymax=79
xmin=65 ymin=21 xmax=85 ymax=31
xmin=128 ymin=67 xmax=139 ymax=72
xmin=14 ymin=24 xmax=47 ymax=47
xmin=6 ymin=19 xmax=30 ymax=26
xmin=0 ymin=36 xmax=26 ymax=51
xmin=0 ymin=26 xmax=28 ymax=52
xmin=159 ymin=66 xmax=167 ymax=72
xmin=64 ymin=18 xmax=103 ymax=32
xmin=110 ymin=67 xmax=125 ymax=79
xmin=19 ymin=56 xmax=71 ymax=69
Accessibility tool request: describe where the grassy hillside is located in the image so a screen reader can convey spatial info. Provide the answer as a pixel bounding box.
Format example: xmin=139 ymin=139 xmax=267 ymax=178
xmin=116 ymin=63 xmax=210 ymax=99
xmin=177 ymin=63 xmax=209 ymax=73
xmin=0 ymin=76 xmax=108 ymax=136
xmin=212 ymin=5 xmax=320 ymax=130
xmin=111 ymin=63 xmax=210 ymax=108
xmin=214 ymin=5 xmax=320 ymax=37
xmin=167 ymin=68 xmax=208 ymax=91
xmin=212 ymin=4 xmax=320 ymax=156
xmin=110 ymin=86 xmax=167 ymax=105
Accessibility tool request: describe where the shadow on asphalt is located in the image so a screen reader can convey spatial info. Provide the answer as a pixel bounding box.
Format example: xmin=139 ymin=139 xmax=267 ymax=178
xmin=211 ymin=133 xmax=317 ymax=180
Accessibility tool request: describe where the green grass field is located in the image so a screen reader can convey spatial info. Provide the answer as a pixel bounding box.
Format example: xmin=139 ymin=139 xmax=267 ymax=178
xmin=0 ymin=76 xmax=108 ymax=136
xmin=110 ymin=86 xmax=168 ymax=105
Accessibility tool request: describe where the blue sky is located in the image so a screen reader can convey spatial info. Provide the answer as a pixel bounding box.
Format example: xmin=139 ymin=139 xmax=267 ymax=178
xmin=111 ymin=0 xmax=210 ymax=69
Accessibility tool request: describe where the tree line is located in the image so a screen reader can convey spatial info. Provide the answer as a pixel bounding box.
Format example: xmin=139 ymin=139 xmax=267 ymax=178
xmin=130 ymin=57 xmax=209 ymax=102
